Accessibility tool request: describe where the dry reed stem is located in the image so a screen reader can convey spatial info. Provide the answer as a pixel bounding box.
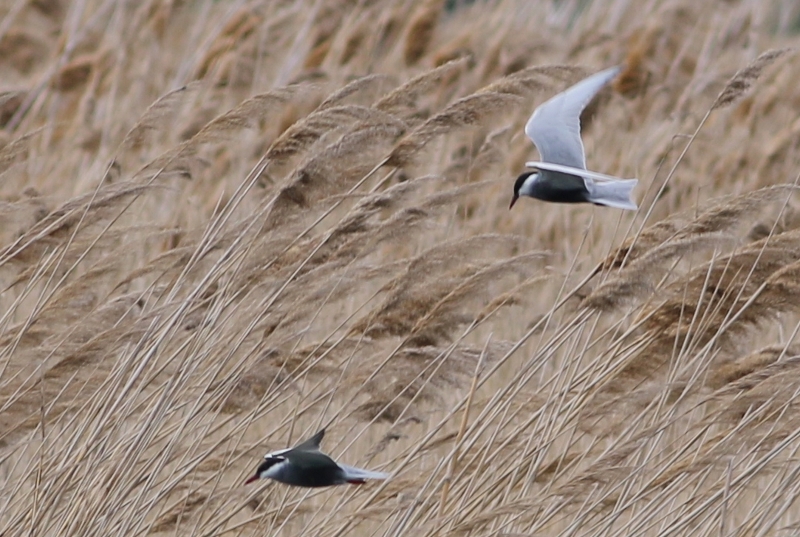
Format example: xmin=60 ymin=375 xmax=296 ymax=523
xmin=437 ymin=336 xmax=486 ymax=518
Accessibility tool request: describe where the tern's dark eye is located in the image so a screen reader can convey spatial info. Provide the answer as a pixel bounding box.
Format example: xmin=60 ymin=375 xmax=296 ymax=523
xmin=257 ymin=455 xmax=285 ymax=474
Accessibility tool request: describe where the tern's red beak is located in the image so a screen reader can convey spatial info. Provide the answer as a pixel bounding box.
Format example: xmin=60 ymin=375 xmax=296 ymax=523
xmin=245 ymin=474 xmax=260 ymax=485
xmin=509 ymin=195 xmax=518 ymax=209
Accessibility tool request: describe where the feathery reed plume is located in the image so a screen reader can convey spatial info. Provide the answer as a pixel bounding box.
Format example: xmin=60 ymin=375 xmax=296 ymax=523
xmin=228 ymin=174 xmax=431 ymax=300
xmin=473 ymin=275 xmax=549 ymax=323
xmin=298 ymin=175 xmax=440 ymax=267
xmin=387 ymin=65 xmax=574 ymax=167
xmin=354 ymin=342 xmax=510 ymax=422
xmin=150 ymin=492 xmax=208 ymax=533
xmin=0 ymin=90 xmax=25 ymax=123
xmin=136 ymin=84 xmax=309 ymax=178
xmin=712 ymin=48 xmax=792 ymax=111
xmin=0 ymin=187 xmax=48 ymax=238
xmin=467 ymin=126 xmax=511 ymax=181
xmin=708 ymin=345 xmax=800 ymax=390
xmin=41 ymin=295 xmax=144 ymax=374
xmin=549 ymin=435 xmax=649 ymax=507
xmin=188 ymin=85 xmax=305 ymax=146
xmin=408 ymin=252 xmax=546 ymax=345
xmin=317 ymin=74 xmax=395 ymax=110
xmin=353 ymin=179 xmax=495 ymax=250
xmin=594 ymin=218 xmax=683 ymax=273
xmin=120 ymin=82 xmax=201 ymax=150
xmin=746 ymin=227 xmax=800 ymax=253
xmin=264 ymin=105 xmax=380 ymax=166
xmin=269 ymin=261 xmax=408 ymax=334
xmin=480 ymin=64 xmax=581 ymax=96
xmin=641 ymin=248 xmax=796 ymax=345
xmin=589 ymin=244 xmax=800 ymax=403
xmin=387 ymin=92 xmax=523 ymax=167
xmin=0 ymin=128 xmax=42 ymax=173
xmin=0 ymin=293 xmax=143 ymax=439
xmin=53 ymin=52 xmax=101 ymax=92
xmin=583 ymin=233 xmax=737 ymax=311
xmin=219 ymin=342 xmax=346 ymax=413
xmin=351 ymin=234 xmax=526 ymax=340
xmin=750 ymin=257 xmax=800 ymax=317
xmin=266 ymin=115 xmax=406 ymax=225
xmin=0 ymin=182 xmax=154 ymax=266
xmin=675 ymin=184 xmax=798 ymax=237
xmin=375 ymin=56 xmax=470 ymax=120
xmin=712 ymin=353 xmax=800 ymax=400
xmin=594 ymin=184 xmax=797 ymax=276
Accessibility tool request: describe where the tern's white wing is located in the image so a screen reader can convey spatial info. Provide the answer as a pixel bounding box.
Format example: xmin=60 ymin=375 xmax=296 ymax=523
xmin=524 ymin=66 xmax=621 ymax=169
xmin=525 ymin=161 xmax=635 ymax=183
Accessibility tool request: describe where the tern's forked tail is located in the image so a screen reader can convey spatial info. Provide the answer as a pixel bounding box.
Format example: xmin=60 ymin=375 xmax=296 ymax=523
xmin=339 ymin=463 xmax=390 ymax=483
xmin=586 ymin=178 xmax=638 ymax=211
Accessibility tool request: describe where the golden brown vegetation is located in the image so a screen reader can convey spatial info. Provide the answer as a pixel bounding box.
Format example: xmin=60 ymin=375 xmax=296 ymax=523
xmin=2 ymin=1 xmax=800 ymax=536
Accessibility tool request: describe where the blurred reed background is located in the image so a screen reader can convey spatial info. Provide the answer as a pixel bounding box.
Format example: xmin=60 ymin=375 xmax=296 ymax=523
xmin=2 ymin=0 xmax=800 ymax=535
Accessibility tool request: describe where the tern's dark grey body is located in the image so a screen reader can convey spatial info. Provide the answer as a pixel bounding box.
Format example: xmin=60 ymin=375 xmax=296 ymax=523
xmin=515 ymin=170 xmax=591 ymax=204
xmin=246 ymin=429 xmax=389 ymax=488
xmin=259 ymin=450 xmax=349 ymax=487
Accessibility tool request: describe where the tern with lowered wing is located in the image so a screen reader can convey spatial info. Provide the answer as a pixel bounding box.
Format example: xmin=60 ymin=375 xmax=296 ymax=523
xmin=245 ymin=429 xmax=389 ymax=488
xmin=510 ymin=66 xmax=638 ymax=211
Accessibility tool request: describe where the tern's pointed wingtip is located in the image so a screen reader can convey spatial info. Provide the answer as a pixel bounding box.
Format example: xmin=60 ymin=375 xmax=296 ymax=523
xmin=294 ymin=429 xmax=325 ymax=451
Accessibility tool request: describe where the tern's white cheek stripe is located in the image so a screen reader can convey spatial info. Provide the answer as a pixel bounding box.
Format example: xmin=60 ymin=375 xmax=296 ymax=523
xmin=261 ymin=458 xmax=290 ymax=480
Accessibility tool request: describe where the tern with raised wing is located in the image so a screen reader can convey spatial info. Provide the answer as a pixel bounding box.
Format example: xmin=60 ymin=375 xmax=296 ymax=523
xmin=510 ymin=66 xmax=638 ymax=211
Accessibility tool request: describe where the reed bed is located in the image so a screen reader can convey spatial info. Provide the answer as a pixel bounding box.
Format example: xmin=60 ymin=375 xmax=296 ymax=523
xmin=3 ymin=1 xmax=800 ymax=536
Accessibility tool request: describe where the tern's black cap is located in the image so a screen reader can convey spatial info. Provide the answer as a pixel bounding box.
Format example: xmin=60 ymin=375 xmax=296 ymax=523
xmin=513 ymin=171 xmax=535 ymax=197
